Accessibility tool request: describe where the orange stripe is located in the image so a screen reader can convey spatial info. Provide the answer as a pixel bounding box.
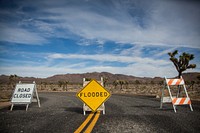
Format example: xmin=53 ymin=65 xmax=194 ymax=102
xmin=172 ymin=98 xmax=191 ymax=105
xmin=168 ymin=79 xmax=174 ymax=85
xmin=179 ymin=98 xmax=185 ymax=105
xmin=176 ymin=79 xmax=182 ymax=85
xmin=167 ymin=79 xmax=184 ymax=85
xmin=175 ymin=79 xmax=180 ymax=85
xmin=172 ymin=98 xmax=177 ymax=104
xmin=188 ymin=100 xmax=191 ymax=104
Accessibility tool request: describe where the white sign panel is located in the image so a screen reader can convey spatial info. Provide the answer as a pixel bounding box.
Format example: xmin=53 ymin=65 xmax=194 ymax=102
xmin=11 ymin=83 xmax=35 ymax=103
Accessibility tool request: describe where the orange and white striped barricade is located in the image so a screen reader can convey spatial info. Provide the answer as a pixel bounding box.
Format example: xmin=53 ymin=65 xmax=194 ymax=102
xmin=160 ymin=76 xmax=193 ymax=113
xmin=82 ymin=77 xmax=105 ymax=115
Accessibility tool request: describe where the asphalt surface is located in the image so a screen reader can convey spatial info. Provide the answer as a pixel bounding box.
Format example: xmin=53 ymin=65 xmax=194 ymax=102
xmin=0 ymin=92 xmax=200 ymax=133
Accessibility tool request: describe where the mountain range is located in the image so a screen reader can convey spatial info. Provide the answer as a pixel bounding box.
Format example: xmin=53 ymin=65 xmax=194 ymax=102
xmin=0 ymin=72 xmax=199 ymax=84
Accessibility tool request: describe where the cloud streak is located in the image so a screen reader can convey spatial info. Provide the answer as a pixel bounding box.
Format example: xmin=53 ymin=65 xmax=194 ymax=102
xmin=48 ymin=53 xmax=170 ymax=66
xmin=0 ymin=61 xmax=176 ymax=78
xmin=0 ymin=24 xmax=48 ymax=45
xmin=1 ymin=0 xmax=200 ymax=48
xmin=39 ymin=0 xmax=200 ymax=48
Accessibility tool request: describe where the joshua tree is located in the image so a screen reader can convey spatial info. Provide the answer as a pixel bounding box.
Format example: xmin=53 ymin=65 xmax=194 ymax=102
xmin=58 ymin=81 xmax=63 ymax=88
xmin=118 ymin=80 xmax=125 ymax=90
xmin=124 ymin=81 xmax=129 ymax=89
xmin=9 ymin=74 xmax=18 ymax=88
xmin=113 ymin=80 xmax=119 ymax=89
xmin=168 ymin=50 xmax=196 ymax=78
xmin=135 ymin=80 xmax=140 ymax=84
xmin=58 ymin=81 xmax=69 ymax=91
xmin=63 ymin=81 xmax=69 ymax=91
xmin=43 ymin=82 xmax=48 ymax=88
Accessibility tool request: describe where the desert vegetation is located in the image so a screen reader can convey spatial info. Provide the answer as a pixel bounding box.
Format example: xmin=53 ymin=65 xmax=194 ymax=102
xmin=0 ymin=72 xmax=200 ymax=102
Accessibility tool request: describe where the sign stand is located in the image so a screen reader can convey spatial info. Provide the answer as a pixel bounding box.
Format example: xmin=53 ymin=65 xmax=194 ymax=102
xmin=83 ymin=77 xmax=105 ymax=115
xmin=83 ymin=103 xmax=105 ymax=115
xmin=77 ymin=77 xmax=111 ymax=115
xmin=10 ymin=81 xmax=41 ymax=111
xmin=160 ymin=76 xmax=193 ymax=113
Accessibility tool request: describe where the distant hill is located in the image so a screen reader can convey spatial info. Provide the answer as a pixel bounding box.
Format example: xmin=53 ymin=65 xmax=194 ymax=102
xmin=46 ymin=72 xmax=154 ymax=84
xmin=0 ymin=72 xmax=199 ymax=84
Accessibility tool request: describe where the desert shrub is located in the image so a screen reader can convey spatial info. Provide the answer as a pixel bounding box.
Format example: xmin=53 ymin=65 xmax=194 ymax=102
xmin=0 ymin=91 xmax=12 ymax=101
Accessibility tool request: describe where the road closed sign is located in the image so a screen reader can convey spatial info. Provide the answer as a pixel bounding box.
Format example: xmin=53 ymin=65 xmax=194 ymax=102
xmin=11 ymin=81 xmax=41 ymax=111
xmin=77 ymin=79 xmax=111 ymax=112
xmin=11 ymin=83 xmax=35 ymax=103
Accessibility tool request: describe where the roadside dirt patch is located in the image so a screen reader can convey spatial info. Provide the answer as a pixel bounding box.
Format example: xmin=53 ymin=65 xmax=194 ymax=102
xmin=0 ymin=102 xmax=11 ymax=109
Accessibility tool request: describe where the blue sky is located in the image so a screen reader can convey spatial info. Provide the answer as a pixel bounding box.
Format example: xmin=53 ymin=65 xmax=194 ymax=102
xmin=0 ymin=0 xmax=200 ymax=78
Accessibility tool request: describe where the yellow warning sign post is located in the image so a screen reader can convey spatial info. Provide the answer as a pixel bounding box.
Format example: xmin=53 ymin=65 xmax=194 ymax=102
xmin=77 ymin=79 xmax=111 ymax=113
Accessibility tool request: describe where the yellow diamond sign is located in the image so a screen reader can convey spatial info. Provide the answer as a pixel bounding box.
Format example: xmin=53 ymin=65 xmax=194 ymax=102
xmin=76 ymin=79 xmax=111 ymax=112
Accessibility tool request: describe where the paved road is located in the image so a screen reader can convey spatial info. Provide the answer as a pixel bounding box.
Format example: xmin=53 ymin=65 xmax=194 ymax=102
xmin=0 ymin=92 xmax=200 ymax=133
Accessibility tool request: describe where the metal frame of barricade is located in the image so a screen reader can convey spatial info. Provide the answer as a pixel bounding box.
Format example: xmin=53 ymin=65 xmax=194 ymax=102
xmin=160 ymin=76 xmax=193 ymax=113
xmin=82 ymin=77 xmax=105 ymax=115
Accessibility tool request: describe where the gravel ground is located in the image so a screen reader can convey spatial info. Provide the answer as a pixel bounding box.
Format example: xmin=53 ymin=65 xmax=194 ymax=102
xmin=0 ymin=92 xmax=200 ymax=133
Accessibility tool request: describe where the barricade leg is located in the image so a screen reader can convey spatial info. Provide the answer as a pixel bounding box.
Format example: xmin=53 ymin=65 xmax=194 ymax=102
xmin=103 ymin=104 xmax=105 ymax=115
xmin=183 ymin=85 xmax=193 ymax=112
xmin=173 ymin=105 xmax=177 ymax=113
xmin=26 ymin=104 xmax=29 ymax=111
xmin=189 ymin=104 xmax=193 ymax=111
xmin=10 ymin=104 xmax=14 ymax=111
xmin=160 ymin=85 xmax=165 ymax=109
xmin=34 ymin=85 xmax=41 ymax=108
xmin=83 ymin=110 xmax=86 ymax=115
xmin=160 ymin=99 xmax=163 ymax=109
xmin=83 ymin=103 xmax=86 ymax=115
xmin=160 ymin=93 xmax=164 ymax=109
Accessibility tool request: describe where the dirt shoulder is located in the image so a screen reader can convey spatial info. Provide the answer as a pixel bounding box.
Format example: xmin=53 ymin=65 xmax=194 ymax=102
xmin=0 ymin=102 xmax=11 ymax=109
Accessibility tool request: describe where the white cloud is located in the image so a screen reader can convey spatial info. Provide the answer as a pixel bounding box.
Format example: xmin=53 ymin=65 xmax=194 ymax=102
xmin=0 ymin=24 xmax=48 ymax=45
xmin=77 ymin=39 xmax=105 ymax=46
xmin=0 ymin=66 xmax=68 ymax=78
xmin=47 ymin=53 xmax=170 ymax=65
xmin=1 ymin=0 xmax=200 ymax=48
xmin=0 ymin=60 xmax=192 ymax=78
xmin=120 ymin=45 xmax=143 ymax=56
xmin=36 ymin=0 xmax=200 ymax=49
xmin=154 ymin=47 xmax=178 ymax=57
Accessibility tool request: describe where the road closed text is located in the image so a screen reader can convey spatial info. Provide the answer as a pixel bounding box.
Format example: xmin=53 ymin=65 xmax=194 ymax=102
xmin=13 ymin=87 xmax=32 ymax=98
xmin=13 ymin=93 xmax=32 ymax=98
xmin=79 ymin=92 xmax=108 ymax=97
